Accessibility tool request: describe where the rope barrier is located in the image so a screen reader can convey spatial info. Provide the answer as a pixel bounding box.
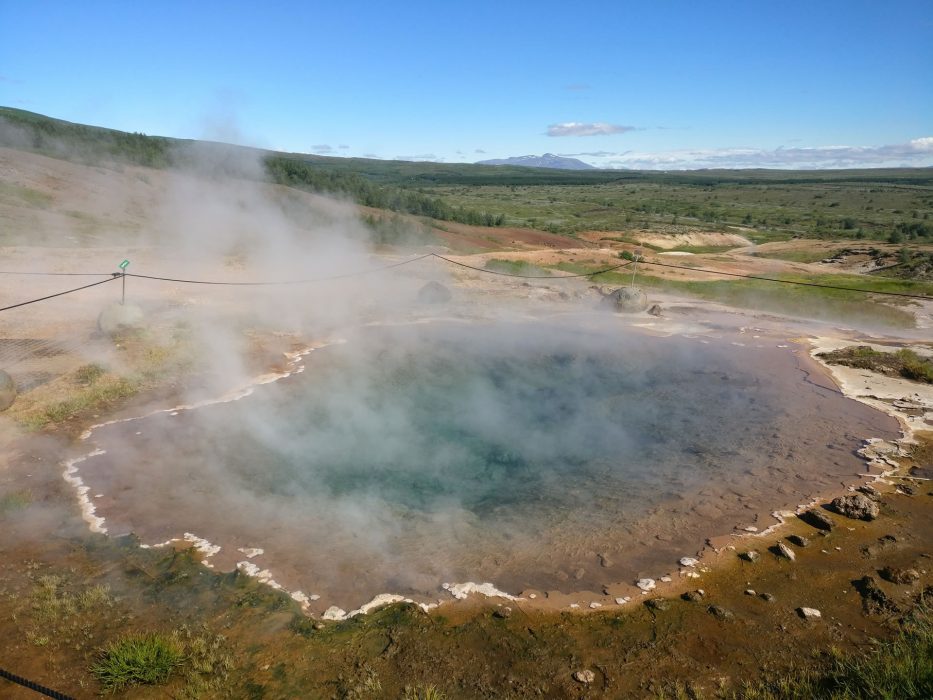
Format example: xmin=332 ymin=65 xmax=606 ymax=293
xmin=123 ymin=254 xmax=434 ymax=285
xmin=637 ymin=259 xmax=932 ymax=300
xmin=1 ymin=251 xmax=931 ymax=314
xmin=0 ymin=667 xmax=76 ymax=700
xmin=431 ymin=254 xmax=631 ymax=278
xmin=0 ymin=275 xmax=120 ymax=313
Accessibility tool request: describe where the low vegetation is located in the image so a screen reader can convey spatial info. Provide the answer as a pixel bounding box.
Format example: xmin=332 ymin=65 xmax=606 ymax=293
xmin=724 ymin=600 xmax=933 ymax=699
xmin=91 ymin=632 xmax=184 ymax=692
xmin=818 ymin=346 xmax=933 ymax=383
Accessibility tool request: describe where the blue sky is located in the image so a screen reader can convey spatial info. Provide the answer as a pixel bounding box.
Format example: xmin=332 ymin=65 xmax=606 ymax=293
xmin=1 ymin=1 xmax=931 ymax=169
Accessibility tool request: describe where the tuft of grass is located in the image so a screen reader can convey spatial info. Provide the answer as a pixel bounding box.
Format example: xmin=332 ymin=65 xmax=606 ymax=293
xmin=897 ymin=348 xmax=933 ymax=383
xmin=73 ymin=363 xmax=106 ymax=386
xmin=92 ymin=632 xmax=183 ymax=693
xmin=403 ymin=685 xmax=447 ymax=700
xmin=173 ymin=624 xmax=235 ymax=699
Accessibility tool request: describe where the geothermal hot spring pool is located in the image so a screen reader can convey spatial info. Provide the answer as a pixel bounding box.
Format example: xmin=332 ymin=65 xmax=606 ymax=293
xmin=72 ymin=318 xmax=896 ymax=612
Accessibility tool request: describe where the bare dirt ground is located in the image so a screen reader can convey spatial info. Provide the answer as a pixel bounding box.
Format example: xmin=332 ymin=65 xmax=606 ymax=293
xmin=1 ymin=148 xmax=931 ymax=697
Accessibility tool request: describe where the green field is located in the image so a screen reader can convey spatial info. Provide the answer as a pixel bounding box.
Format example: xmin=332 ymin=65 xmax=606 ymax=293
xmin=3 ymin=106 xmax=932 ymax=245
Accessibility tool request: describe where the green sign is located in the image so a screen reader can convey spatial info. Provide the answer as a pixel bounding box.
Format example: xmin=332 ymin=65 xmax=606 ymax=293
xmin=118 ymin=259 xmax=130 ymax=270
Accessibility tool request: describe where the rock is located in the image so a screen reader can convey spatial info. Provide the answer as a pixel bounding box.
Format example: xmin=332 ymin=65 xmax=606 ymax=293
xmin=647 ymin=304 xmax=662 ymax=317
xmin=830 ymin=494 xmax=880 ymax=521
xmin=772 ymin=542 xmax=796 ymax=561
xmin=589 ymin=602 xmax=602 ymax=609
xmin=744 ymin=589 xmax=756 ymax=596
xmin=854 ymin=575 xmax=899 ymax=614
xmin=879 ymin=566 xmax=920 ymax=585
xmin=679 ymin=557 xmax=699 ymax=568
xmin=493 ymin=606 xmax=512 ymax=619
xmin=573 ymin=669 xmax=595 ymax=684
xmin=660 ymin=576 xmax=672 ymax=583
xmin=740 ymin=551 xmax=760 ymax=563
xmin=896 ymin=484 xmax=916 ymax=496
xmin=759 ymin=592 xmax=776 ymax=603
xmin=573 ymin=568 xmax=586 ymax=580
xmin=909 ymin=465 xmax=933 ymax=479
xmin=598 ymin=553 xmax=612 ymax=568
xmin=861 ymin=534 xmax=898 ymax=559
xmin=797 ymin=607 xmax=821 ymax=620
xmin=800 ymin=509 xmax=835 ymax=531
xmin=601 ymin=286 xmax=649 ymax=313
xmin=707 ymin=605 xmax=734 ymax=621
xmin=416 ymin=281 xmax=452 ymax=304
xmin=682 ymin=590 xmax=704 ymax=602
xmin=856 ymin=484 xmax=882 ymax=502
xmin=0 ymin=370 xmax=16 ymax=411
xmin=644 ymin=598 xmax=669 ymax=611
xmin=98 ymin=302 xmax=145 ymax=336
xmin=322 ymin=606 xmax=346 ymax=621
xmin=636 ymin=578 xmax=656 ymax=592
xmin=788 ymin=535 xmax=810 ymax=548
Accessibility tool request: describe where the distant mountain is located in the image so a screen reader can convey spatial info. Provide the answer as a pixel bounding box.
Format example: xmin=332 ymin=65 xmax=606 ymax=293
xmin=476 ymin=153 xmax=595 ymax=170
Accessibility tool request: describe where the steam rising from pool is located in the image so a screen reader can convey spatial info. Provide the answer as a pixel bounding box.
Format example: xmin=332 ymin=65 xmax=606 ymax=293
xmin=73 ymin=319 xmax=896 ymax=610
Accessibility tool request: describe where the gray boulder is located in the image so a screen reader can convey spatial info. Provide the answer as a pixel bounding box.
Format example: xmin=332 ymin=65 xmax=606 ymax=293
xmin=830 ymin=494 xmax=880 ymax=521
xmin=416 ymin=281 xmax=452 ymax=304
xmin=0 ymin=370 xmax=16 ymax=411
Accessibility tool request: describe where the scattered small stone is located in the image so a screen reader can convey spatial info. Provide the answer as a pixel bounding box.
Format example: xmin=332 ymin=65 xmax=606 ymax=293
xmin=615 ymin=597 xmax=627 ymax=605
xmin=589 ymin=602 xmax=602 ymax=609
xmin=708 ymin=605 xmax=734 ymax=621
xmin=797 ymin=607 xmax=821 ymax=620
xmin=636 ymin=578 xmax=656 ymax=592
xmin=772 ymin=542 xmax=796 ymax=561
xmin=830 ymin=494 xmax=879 ymax=521
xmin=573 ymin=669 xmax=596 ymax=685
xmin=740 ymin=550 xmax=760 ymax=563
xmin=493 ymin=606 xmax=512 ymax=619
xmin=645 ymin=598 xmax=670 ymax=611
xmin=682 ymin=590 xmax=704 ymax=602
xmin=856 ymin=484 xmax=882 ymax=502
xmin=880 ymin=566 xmax=920 ymax=585
xmin=788 ymin=534 xmax=810 ymax=548
xmin=660 ymin=576 xmax=672 ymax=583
xmin=744 ymin=589 xmax=756 ymax=596
xmin=679 ymin=556 xmax=699 ymax=568
xmin=759 ymin=592 xmax=776 ymax=603
xmin=800 ymin=508 xmax=835 ymax=531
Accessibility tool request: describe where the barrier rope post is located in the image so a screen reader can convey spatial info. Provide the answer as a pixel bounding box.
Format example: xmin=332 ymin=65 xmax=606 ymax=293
xmin=118 ymin=259 xmax=130 ymax=305
xmin=630 ymin=248 xmax=642 ymax=288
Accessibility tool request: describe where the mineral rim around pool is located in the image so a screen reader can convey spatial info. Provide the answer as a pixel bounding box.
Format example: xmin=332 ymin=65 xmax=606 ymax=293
xmin=70 ymin=318 xmax=897 ymax=612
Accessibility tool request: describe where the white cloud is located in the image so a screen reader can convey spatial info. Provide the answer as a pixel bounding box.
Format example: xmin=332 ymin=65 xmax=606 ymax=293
xmin=547 ymin=122 xmax=636 ymax=137
xmin=594 ymin=137 xmax=933 ymax=170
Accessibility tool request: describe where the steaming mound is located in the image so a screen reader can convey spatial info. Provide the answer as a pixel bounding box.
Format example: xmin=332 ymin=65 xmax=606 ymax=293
xmin=73 ymin=319 xmax=896 ymax=612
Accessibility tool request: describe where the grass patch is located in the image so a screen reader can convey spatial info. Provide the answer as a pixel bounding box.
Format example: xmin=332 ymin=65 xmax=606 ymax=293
xmin=818 ymin=346 xmax=933 ymax=383
xmin=0 ymin=489 xmax=32 ymax=514
xmin=752 ymin=248 xmax=840 ymax=263
xmin=92 ymin=632 xmax=183 ymax=693
xmin=403 ymin=684 xmax=447 ymax=700
xmin=724 ymin=600 xmax=933 ymax=699
xmin=484 ymin=258 xmax=552 ymax=276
